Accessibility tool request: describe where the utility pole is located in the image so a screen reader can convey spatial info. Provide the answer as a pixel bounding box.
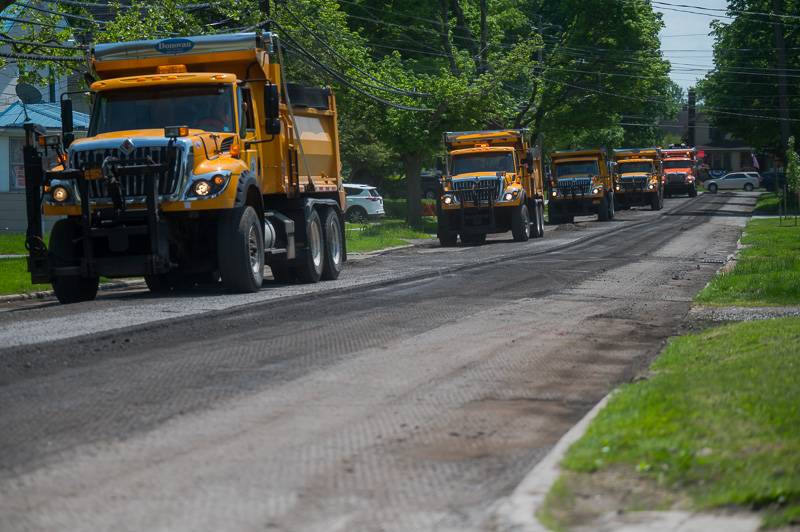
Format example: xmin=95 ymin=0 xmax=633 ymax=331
xmin=479 ymin=0 xmax=488 ymax=74
xmin=687 ymin=88 xmax=696 ymax=147
xmin=772 ymin=0 xmax=791 ymax=157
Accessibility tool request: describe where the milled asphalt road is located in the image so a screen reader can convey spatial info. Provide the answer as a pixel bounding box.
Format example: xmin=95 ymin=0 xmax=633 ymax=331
xmin=0 ymin=192 xmax=755 ymax=532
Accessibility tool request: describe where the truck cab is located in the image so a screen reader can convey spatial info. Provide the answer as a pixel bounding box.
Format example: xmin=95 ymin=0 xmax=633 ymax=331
xmin=661 ymin=147 xmax=698 ymax=197
xmin=548 ymin=149 xmax=615 ymax=223
xmin=24 ymin=32 xmax=346 ymax=304
xmin=612 ymin=148 xmax=664 ymax=211
xmin=437 ymin=130 xmax=545 ymax=246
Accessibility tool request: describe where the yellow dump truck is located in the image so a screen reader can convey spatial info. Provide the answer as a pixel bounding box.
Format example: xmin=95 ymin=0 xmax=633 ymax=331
xmin=548 ymin=148 xmax=615 ymax=223
xmin=438 ymin=130 xmax=545 ymax=246
xmin=22 ymin=32 xmax=346 ymax=303
xmin=612 ymin=148 xmax=664 ymax=211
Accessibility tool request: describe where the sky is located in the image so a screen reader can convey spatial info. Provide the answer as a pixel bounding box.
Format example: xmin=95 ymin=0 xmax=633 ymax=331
xmin=655 ymin=0 xmax=730 ymax=91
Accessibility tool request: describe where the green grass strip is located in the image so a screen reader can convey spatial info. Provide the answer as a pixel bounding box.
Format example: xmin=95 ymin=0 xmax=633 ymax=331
xmin=345 ymin=218 xmax=435 ymax=253
xmin=562 ymin=318 xmax=800 ymax=527
xmin=696 ymin=218 xmax=800 ymax=306
xmin=0 ymin=258 xmax=50 ymax=296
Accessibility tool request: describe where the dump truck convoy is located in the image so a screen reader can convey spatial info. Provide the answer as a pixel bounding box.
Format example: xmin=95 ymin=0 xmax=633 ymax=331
xmin=661 ymin=146 xmax=698 ymax=197
xmin=437 ymin=130 xmax=545 ymax=246
xmin=612 ymin=148 xmax=664 ymax=211
xmin=548 ymin=148 xmax=615 ymax=223
xmin=23 ymin=32 xmax=346 ymax=304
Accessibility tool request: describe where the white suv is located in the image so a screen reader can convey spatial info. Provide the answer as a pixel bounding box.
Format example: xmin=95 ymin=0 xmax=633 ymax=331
xmin=705 ymin=172 xmax=760 ymax=193
xmin=344 ymin=184 xmax=385 ymax=222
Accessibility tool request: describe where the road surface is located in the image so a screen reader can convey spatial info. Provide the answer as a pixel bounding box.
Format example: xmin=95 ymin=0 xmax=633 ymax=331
xmin=0 ymin=192 xmax=755 ymax=532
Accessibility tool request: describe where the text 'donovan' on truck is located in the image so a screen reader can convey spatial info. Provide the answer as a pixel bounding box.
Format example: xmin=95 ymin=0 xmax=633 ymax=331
xmin=23 ymin=32 xmax=347 ymax=304
xmin=437 ymin=130 xmax=545 ymax=246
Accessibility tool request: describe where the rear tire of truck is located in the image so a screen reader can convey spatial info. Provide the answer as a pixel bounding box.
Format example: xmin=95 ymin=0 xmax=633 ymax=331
xmin=533 ymin=201 xmax=545 ymax=238
xmin=295 ymin=209 xmax=324 ymax=284
xmin=688 ymin=185 xmax=698 ymax=197
xmin=50 ymin=219 xmax=99 ymax=304
xmin=511 ymin=202 xmax=531 ymax=242
xmin=218 ymin=206 xmax=264 ymax=293
xmin=321 ymin=208 xmax=344 ymax=281
xmin=439 ymin=232 xmax=458 ymax=247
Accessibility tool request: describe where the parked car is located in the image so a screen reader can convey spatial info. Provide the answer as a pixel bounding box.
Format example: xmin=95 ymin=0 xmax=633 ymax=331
xmin=344 ymin=184 xmax=385 ymax=222
xmin=761 ymin=171 xmax=786 ymax=192
xmin=705 ymin=172 xmax=761 ymax=193
xmin=420 ymin=170 xmax=443 ymax=200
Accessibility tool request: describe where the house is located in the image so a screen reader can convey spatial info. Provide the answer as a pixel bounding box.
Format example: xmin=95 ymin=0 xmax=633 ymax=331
xmin=0 ymin=102 xmax=89 ymax=232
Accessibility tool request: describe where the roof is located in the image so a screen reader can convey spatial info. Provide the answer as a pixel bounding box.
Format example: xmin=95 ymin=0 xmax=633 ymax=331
xmin=343 ymin=183 xmax=376 ymax=189
xmin=0 ymin=102 xmax=90 ymax=130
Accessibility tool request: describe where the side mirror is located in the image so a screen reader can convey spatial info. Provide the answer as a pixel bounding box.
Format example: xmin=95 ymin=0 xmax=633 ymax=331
xmin=525 ymin=149 xmax=535 ymax=168
xmin=60 ymin=98 xmax=75 ymax=148
xmin=264 ymin=82 xmax=281 ymax=135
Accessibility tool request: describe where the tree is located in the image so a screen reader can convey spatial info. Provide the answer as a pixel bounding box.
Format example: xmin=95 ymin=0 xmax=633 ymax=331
xmin=697 ymin=0 xmax=799 ymax=155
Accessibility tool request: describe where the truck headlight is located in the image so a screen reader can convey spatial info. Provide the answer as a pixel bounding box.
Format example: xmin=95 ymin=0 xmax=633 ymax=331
xmin=648 ymin=183 xmax=656 ymax=190
xmin=443 ymin=195 xmax=453 ymax=205
xmin=592 ymin=187 xmax=600 ymax=195
xmin=193 ymin=180 xmax=211 ymax=196
xmin=51 ymin=185 xmax=70 ymax=203
xmin=614 ymin=185 xmax=620 ymax=191
xmin=551 ymin=190 xmax=557 ymax=197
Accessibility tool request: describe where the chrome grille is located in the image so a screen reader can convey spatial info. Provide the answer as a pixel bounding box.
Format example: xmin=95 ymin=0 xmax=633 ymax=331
xmin=557 ymin=177 xmax=592 ymax=195
xmin=70 ymin=145 xmax=183 ymax=199
xmin=451 ymin=178 xmax=502 ymax=203
xmin=619 ymin=175 xmax=648 ymax=190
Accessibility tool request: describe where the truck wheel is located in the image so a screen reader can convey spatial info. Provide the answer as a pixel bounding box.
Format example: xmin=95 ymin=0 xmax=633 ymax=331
xmin=49 ymin=219 xmax=99 ymax=304
xmin=688 ymin=185 xmax=698 ymax=197
xmin=321 ymin=208 xmax=344 ymax=281
xmin=460 ymin=233 xmax=486 ymax=245
xmin=651 ymin=189 xmax=663 ymax=211
xmin=295 ymin=209 xmax=324 ymax=283
xmin=439 ymin=232 xmax=458 ymax=247
xmin=144 ymin=273 xmax=175 ymax=293
xmin=533 ymin=201 xmax=545 ymax=238
xmin=511 ymin=202 xmax=531 ymax=241
xmin=217 ymin=206 xmax=264 ymax=293
xmin=598 ymin=194 xmax=611 ymax=221
xmin=547 ymin=204 xmax=560 ymax=225
xmin=609 ymin=193 xmax=616 ymax=219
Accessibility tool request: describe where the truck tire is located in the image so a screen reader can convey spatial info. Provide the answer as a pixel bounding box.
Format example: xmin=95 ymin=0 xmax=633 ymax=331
xmin=437 ymin=216 xmax=458 ymax=247
xmin=650 ymin=189 xmax=663 ymax=211
xmin=145 ymin=273 xmax=175 ymax=293
xmin=217 ymin=206 xmax=264 ymax=293
xmin=533 ymin=201 xmax=545 ymax=238
xmin=49 ymin=219 xmax=99 ymax=304
xmin=321 ymin=208 xmax=344 ymax=281
xmin=598 ymin=194 xmax=612 ymax=221
xmin=295 ymin=208 xmax=324 ymax=283
xmin=688 ymin=184 xmax=698 ymax=197
xmin=547 ymin=204 xmax=561 ymax=225
xmin=460 ymin=233 xmax=486 ymax=245
xmin=511 ymin=202 xmax=531 ymax=242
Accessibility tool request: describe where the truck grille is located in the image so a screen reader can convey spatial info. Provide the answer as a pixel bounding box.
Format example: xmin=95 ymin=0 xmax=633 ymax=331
xmin=557 ymin=177 xmax=592 ymax=195
xmin=451 ymin=178 xmax=502 ymax=204
xmin=619 ymin=175 xmax=648 ymax=190
xmin=70 ymin=145 xmax=184 ymax=200
xmin=667 ymin=173 xmax=687 ymax=184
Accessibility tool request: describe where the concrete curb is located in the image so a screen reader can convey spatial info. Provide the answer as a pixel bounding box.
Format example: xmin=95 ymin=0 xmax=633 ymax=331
xmin=490 ymin=392 xmax=614 ymax=532
xmin=0 ymin=279 xmax=146 ymax=304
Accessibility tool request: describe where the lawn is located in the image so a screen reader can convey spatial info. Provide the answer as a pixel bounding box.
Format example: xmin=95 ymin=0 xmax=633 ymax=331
xmin=696 ymin=218 xmax=800 ymax=306
xmin=546 ymin=318 xmax=800 ymax=529
xmin=345 ymin=218 xmax=436 ymax=253
xmin=0 ymin=258 xmax=50 ymax=296
xmin=0 ymin=232 xmax=28 ymax=255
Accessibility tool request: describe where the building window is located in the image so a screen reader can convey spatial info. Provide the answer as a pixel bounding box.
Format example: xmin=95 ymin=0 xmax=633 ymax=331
xmin=9 ymin=138 xmax=25 ymax=191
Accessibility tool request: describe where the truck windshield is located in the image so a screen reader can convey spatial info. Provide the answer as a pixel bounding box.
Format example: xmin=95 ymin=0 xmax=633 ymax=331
xmin=90 ymin=84 xmax=236 ymax=135
xmin=663 ymin=160 xmax=691 ymax=169
xmin=452 ymin=153 xmax=514 ymax=175
xmin=617 ymin=162 xmax=653 ymax=173
xmin=555 ymin=161 xmax=599 ymax=177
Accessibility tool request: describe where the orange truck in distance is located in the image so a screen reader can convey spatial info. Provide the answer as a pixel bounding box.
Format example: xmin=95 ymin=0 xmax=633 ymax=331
xmin=23 ymin=32 xmax=346 ymax=304
xmin=661 ymin=146 xmax=698 ymax=198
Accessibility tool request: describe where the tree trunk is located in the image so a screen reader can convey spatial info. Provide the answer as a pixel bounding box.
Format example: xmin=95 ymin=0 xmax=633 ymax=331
xmin=403 ymin=153 xmax=423 ymax=227
xmin=479 ymin=0 xmax=488 ymax=74
xmin=439 ymin=0 xmax=460 ymax=76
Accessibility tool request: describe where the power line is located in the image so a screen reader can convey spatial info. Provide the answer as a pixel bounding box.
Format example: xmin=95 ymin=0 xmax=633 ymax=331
xmin=0 ymin=50 xmax=85 ymax=62
xmin=16 ymin=2 xmax=105 ymax=25
xmin=0 ymin=35 xmax=87 ymax=50
xmin=280 ymin=3 xmax=428 ymax=98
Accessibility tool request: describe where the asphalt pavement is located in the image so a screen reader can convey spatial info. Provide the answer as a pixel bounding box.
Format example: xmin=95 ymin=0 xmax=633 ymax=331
xmin=0 ymin=192 xmax=756 ymax=532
